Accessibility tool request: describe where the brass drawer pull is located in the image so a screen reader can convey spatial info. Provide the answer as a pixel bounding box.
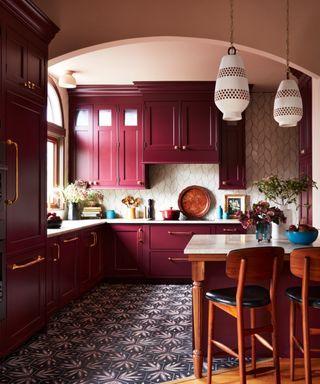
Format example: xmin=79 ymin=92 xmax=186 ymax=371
xmin=53 ymin=243 xmax=60 ymax=262
xmin=89 ymin=232 xmax=97 ymax=248
xmin=11 ymin=255 xmax=45 ymax=270
xmin=168 ymin=231 xmax=194 ymax=236
xmin=5 ymin=139 xmax=19 ymax=205
xmin=168 ymin=257 xmax=189 ymax=262
xmin=137 ymin=227 xmax=144 ymax=244
xmin=222 ymin=228 xmax=237 ymax=232
xmin=63 ymin=236 xmax=79 ymax=243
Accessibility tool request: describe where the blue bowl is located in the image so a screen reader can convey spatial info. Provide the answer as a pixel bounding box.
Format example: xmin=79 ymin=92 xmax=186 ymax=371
xmin=286 ymin=229 xmax=318 ymax=245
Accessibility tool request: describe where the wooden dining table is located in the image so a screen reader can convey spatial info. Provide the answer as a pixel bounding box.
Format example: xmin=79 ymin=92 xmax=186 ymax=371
xmin=184 ymin=233 xmax=320 ymax=379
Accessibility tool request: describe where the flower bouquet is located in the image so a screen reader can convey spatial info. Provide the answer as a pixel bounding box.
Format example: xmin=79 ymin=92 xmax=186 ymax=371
xmin=122 ymin=195 xmax=142 ymax=219
xmin=237 ymin=201 xmax=286 ymax=242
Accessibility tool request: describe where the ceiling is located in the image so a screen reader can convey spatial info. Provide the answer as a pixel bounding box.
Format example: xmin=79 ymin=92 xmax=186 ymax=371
xmin=49 ymin=40 xmax=288 ymax=91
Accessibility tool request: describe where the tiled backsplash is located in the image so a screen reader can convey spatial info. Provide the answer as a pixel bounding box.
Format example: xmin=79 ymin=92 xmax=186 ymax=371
xmin=101 ymin=93 xmax=299 ymax=222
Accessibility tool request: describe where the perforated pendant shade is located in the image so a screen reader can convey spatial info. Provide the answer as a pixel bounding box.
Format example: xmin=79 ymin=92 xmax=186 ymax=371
xmin=273 ymin=79 xmax=303 ymax=127
xmin=214 ymin=52 xmax=250 ymax=121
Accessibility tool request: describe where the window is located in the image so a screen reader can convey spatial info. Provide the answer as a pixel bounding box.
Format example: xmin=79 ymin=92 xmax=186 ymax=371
xmin=47 ymin=78 xmax=65 ymax=207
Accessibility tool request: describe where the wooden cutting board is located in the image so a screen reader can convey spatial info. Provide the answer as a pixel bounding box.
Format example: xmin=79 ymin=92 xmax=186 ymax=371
xmin=178 ymin=185 xmax=211 ymax=219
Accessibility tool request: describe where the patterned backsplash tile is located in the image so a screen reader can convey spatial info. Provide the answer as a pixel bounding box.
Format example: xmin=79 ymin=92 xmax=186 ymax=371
xmin=101 ymin=93 xmax=299 ymax=222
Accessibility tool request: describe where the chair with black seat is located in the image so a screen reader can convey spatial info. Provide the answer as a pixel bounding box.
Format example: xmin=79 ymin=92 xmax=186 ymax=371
xmin=286 ymin=247 xmax=320 ymax=384
xmin=206 ymin=246 xmax=284 ymax=384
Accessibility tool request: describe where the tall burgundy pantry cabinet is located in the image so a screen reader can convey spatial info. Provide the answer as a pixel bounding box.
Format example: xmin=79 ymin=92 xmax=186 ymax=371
xmin=0 ymin=0 xmax=59 ymax=355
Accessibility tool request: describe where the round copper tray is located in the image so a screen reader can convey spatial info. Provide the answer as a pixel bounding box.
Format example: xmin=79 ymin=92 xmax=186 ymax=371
xmin=178 ymin=186 xmax=211 ymax=219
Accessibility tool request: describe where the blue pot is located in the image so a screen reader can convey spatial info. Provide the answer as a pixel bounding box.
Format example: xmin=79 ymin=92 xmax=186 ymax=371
xmin=286 ymin=229 xmax=318 ymax=245
xmin=106 ymin=210 xmax=116 ymax=219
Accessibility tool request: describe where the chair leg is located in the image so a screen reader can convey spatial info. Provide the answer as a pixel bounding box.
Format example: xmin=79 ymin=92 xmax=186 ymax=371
xmin=290 ymin=301 xmax=296 ymax=381
xmin=237 ymin=307 xmax=246 ymax=384
xmin=207 ymin=301 xmax=215 ymax=384
xmin=250 ymin=308 xmax=256 ymax=377
xmin=271 ymin=301 xmax=281 ymax=384
xmin=302 ymin=302 xmax=312 ymax=384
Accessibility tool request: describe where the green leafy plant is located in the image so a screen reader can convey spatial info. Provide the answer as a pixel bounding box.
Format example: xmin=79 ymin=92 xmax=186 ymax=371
xmin=254 ymin=175 xmax=317 ymax=207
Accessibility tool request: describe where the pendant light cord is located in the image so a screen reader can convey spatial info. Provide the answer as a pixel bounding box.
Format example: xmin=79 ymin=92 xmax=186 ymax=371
xmin=228 ymin=0 xmax=236 ymax=54
xmin=286 ymin=0 xmax=290 ymax=79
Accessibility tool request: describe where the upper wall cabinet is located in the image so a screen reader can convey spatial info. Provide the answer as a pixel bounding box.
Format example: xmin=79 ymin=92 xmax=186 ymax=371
xmin=136 ymin=81 xmax=219 ymax=164
xmin=219 ymin=116 xmax=246 ymax=190
xmin=69 ymin=93 xmax=148 ymax=189
xmin=5 ymin=28 xmax=46 ymax=99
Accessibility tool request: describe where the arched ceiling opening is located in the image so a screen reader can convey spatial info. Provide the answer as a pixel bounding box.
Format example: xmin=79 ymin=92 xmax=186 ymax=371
xmin=35 ymin=0 xmax=320 ymax=77
xmin=48 ymin=37 xmax=314 ymax=92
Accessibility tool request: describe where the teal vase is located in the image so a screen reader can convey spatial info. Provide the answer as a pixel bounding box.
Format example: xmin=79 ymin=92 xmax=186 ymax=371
xmin=256 ymin=222 xmax=272 ymax=242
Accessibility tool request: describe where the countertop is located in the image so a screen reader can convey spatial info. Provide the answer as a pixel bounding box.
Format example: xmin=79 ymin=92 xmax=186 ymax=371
xmin=47 ymin=218 xmax=241 ymax=238
xmin=184 ymin=234 xmax=320 ymax=255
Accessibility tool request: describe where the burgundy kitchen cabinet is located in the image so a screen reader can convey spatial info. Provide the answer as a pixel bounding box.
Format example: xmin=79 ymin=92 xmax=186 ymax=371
xmin=219 ymin=117 xmax=246 ymax=189
xmin=143 ymin=99 xmax=218 ymax=163
xmin=93 ymin=104 xmax=117 ymax=187
xmin=69 ymin=94 xmax=148 ymax=188
xmin=118 ymin=104 xmax=147 ymax=188
xmin=79 ymin=226 xmax=104 ymax=293
xmin=108 ymin=225 xmax=145 ymax=277
xmin=70 ymin=105 xmax=94 ymax=182
xmin=5 ymin=247 xmax=46 ymax=354
xmin=5 ymin=91 xmax=47 ymax=254
xmin=299 ymin=155 xmax=312 ymax=225
xmin=46 ymin=239 xmax=60 ymax=317
xmin=298 ymin=75 xmax=312 ymax=158
xmin=59 ymin=233 xmax=79 ymax=307
xmin=149 ymin=251 xmax=190 ymax=278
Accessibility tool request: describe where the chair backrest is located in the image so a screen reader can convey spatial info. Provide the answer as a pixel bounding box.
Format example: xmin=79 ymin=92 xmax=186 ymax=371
xmin=290 ymin=247 xmax=320 ymax=282
xmin=226 ymin=246 xmax=285 ymax=282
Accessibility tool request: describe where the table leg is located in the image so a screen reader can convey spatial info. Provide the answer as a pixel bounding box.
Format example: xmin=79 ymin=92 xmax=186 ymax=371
xmin=192 ymin=260 xmax=205 ymax=379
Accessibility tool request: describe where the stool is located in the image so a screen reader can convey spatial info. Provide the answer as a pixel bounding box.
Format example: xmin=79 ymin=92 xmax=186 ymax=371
xmin=286 ymin=247 xmax=320 ymax=384
xmin=206 ymin=246 xmax=284 ymax=384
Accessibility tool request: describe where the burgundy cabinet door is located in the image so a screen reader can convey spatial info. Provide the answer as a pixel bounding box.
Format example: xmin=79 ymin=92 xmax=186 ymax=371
xmin=5 ymin=28 xmax=28 ymax=88
xmin=109 ymin=225 xmax=144 ymax=277
xmin=299 ymin=155 xmax=312 ymax=225
xmin=181 ymin=101 xmax=218 ymax=163
xmin=6 ymin=247 xmax=45 ymax=353
xmin=299 ymin=76 xmax=312 ymax=157
xmin=90 ymin=227 xmax=104 ymax=284
xmin=118 ymin=104 xmax=146 ymax=188
xmin=93 ymin=105 xmax=117 ymax=186
xmin=59 ymin=234 xmax=79 ymax=307
xmin=71 ymin=105 xmax=93 ymax=182
xmin=143 ymin=101 xmax=180 ymax=163
xmin=5 ymin=92 xmax=46 ymax=253
xmin=149 ymin=251 xmax=191 ymax=278
xmin=46 ymin=239 xmax=60 ymax=317
xmin=27 ymin=43 xmax=46 ymax=98
xmin=219 ymin=118 xmax=246 ymax=189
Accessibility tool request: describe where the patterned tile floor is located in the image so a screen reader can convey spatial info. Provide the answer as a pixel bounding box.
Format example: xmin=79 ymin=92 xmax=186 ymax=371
xmin=0 ymin=283 xmax=239 ymax=384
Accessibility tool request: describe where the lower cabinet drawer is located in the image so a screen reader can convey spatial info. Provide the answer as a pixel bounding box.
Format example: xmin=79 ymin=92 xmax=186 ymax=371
xmin=149 ymin=251 xmax=191 ymax=278
xmin=150 ymin=225 xmax=210 ymax=250
xmin=214 ymin=224 xmax=246 ymax=234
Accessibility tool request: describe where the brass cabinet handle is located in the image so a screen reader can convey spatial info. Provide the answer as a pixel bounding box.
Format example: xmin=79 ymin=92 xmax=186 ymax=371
xmin=31 ymin=82 xmax=36 ymax=90
xmin=174 ymin=145 xmax=180 ymax=150
xmin=137 ymin=180 xmax=144 ymax=186
xmin=168 ymin=257 xmax=189 ymax=262
xmin=137 ymin=227 xmax=144 ymax=244
xmin=168 ymin=231 xmax=194 ymax=236
xmin=23 ymin=82 xmax=28 ymax=88
xmin=53 ymin=243 xmax=60 ymax=262
xmin=10 ymin=255 xmax=45 ymax=270
xmin=301 ymin=149 xmax=305 ymax=155
xmin=182 ymin=145 xmax=187 ymax=150
xmin=222 ymin=228 xmax=237 ymax=232
xmin=89 ymin=231 xmax=97 ymax=248
xmin=222 ymin=181 xmax=227 ymax=186
xmin=63 ymin=236 xmax=79 ymax=243
xmin=5 ymin=139 xmax=19 ymax=205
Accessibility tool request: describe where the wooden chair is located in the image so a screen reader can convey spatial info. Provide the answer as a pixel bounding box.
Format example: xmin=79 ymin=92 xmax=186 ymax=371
xmin=206 ymin=246 xmax=284 ymax=384
xmin=286 ymin=247 xmax=320 ymax=384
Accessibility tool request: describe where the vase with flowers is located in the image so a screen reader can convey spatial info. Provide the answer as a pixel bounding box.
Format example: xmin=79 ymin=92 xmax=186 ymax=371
xmin=238 ymin=201 xmax=286 ymax=242
xmin=254 ymin=175 xmax=317 ymax=239
xmin=121 ymin=195 xmax=142 ymax=219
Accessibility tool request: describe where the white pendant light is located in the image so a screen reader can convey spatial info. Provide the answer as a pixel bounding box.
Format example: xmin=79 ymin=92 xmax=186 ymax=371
xmin=59 ymin=70 xmax=77 ymax=89
xmin=274 ymin=0 xmax=303 ymax=127
xmin=214 ymin=0 xmax=250 ymax=121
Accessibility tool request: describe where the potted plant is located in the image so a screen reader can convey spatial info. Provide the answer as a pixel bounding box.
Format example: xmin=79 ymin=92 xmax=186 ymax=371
xmin=121 ymin=196 xmax=142 ymax=219
xmin=238 ymin=201 xmax=286 ymax=242
xmin=254 ymin=175 xmax=317 ymax=238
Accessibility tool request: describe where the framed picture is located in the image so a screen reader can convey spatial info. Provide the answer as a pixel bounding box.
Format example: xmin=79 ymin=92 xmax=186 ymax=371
xmin=224 ymin=194 xmax=246 ymax=219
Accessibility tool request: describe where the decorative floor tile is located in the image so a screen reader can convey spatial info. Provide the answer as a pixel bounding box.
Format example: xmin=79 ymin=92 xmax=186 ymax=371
xmin=0 ymin=283 xmax=239 ymax=383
